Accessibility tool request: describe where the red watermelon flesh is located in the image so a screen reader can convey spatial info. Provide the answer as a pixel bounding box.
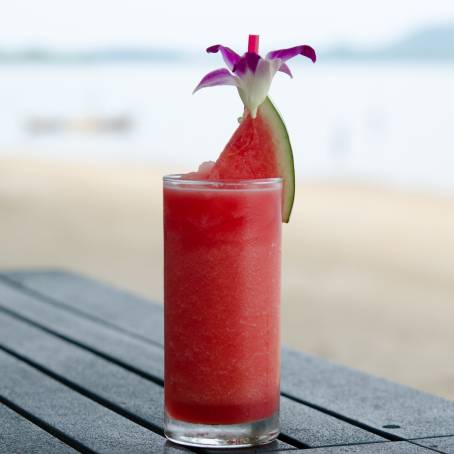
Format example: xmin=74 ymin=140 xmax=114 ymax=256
xmin=187 ymin=97 xmax=295 ymax=222
xmin=208 ymin=108 xmax=279 ymax=180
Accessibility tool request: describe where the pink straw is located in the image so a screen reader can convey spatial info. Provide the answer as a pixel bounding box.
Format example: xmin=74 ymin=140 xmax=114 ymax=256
xmin=248 ymin=34 xmax=259 ymax=53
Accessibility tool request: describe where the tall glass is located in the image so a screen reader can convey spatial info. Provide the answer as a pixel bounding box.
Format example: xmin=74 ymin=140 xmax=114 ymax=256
xmin=163 ymin=175 xmax=282 ymax=448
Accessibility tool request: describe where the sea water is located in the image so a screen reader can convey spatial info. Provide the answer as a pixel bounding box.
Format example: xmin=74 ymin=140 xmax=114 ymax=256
xmin=0 ymin=61 xmax=453 ymax=193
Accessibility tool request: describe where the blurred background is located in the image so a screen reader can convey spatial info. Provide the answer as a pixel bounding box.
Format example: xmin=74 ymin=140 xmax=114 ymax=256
xmin=1 ymin=1 xmax=454 ymax=399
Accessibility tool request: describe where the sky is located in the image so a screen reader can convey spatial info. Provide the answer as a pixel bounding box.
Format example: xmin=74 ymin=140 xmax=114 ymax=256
xmin=1 ymin=0 xmax=454 ymax=51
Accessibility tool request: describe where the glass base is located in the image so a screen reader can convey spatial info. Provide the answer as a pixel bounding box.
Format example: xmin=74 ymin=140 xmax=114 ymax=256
xmin=164 ymin=411 xmax=279 ymax=448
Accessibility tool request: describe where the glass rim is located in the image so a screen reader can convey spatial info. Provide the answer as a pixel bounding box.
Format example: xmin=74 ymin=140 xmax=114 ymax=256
xmin=163 ymin=174 xmax=283 ymax=188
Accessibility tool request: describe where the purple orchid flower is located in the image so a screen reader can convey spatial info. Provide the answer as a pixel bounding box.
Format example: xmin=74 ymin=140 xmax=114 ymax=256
xmin=193 ymin=39 xmax=316 ymax=118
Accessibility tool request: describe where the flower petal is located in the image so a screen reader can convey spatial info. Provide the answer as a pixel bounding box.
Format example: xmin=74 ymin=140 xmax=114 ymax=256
xmin=193 ymin=68 xmax=238 ymax=94
xmin=232 ymin=52 xmax=261 ymax=76
xmin=266 ymin=45 xmax=317 ymax=63
xmin=236 ymin=58 xmax=281 ymax=118
xmin=206 ymin=44 xmax=241 ymax=71
xmin=278 ymin=62 xmax=293 ymax=78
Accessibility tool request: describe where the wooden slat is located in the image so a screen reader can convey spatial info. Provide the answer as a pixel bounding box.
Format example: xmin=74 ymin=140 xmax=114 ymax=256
xmin=0 ymin=350 xmax=189 ymax=454
xmin=0 ymin=280 xmax=164 ymax=381
xmin=0 ymin=311 xmax=165 ymax=431
xmin=1 ymin=270 xmax=163 ymax=344
xmin=0 ymin=286 xmax=384 ymax=449
xmin=412 ymin=436 xmax=454 ymax=452
xmin=288 ymin=442 xmax=436 ymax=453
xmin=206 ymin=440 xmax=296 ymax=453
xmin=9 ymin=270 xmax=454 ymax=441
xmin=0 ymin=309 xmax=383 ymax=449
xmin=279 ymin=396 xmax=383 ymax=447
xmin=0 ymin=312 xmax=294 ymax=452
xmin=0 ymin=295 xmax=296 ymax=453
xmin=281 ymin=347 xmax=454 ymax=440
xmin=0 ymin=404 xmax=77 ymax=453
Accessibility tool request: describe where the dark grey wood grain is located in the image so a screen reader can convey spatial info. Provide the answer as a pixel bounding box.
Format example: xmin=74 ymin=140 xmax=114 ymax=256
xmin=0 ymin=311 xmax=166 ymax=430
xmin=0 ymin=309 xmax=382 ymax=448
xmin=413 ymin=436 xmax=454 ymax=453
xmin=289 ymin=441 xmax=435 ymax=453
xmin=0 ymin=280 xmax=164 ymax=381
xmin=0 ymin=312 xmax=293 ymax=451
xmin=0 ymin=404 xmax=77 ymax=454
xmin=0 ymin=312 xmax=295 ymax=453
xmin=4 ymin=270 xmax=454 ymax=442
xmin=1 ymin=270 xmax=163 ymax=344
xmin=280 ymin=395 xmax=383 ymax=447
xmin=205 ymin=440 xmax=295 ymax=453
xmin=0 ymin=350 xmax=189 ymax=454
xmin=281 ymin=347 xmax=454 ymax=440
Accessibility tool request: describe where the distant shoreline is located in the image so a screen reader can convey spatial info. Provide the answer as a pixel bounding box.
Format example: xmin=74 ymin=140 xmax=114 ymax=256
xmin=0 ymin=51 xmax=187 ymax=65
xmin=2 ymin=23 xmax=454 ymax=64
xmin=1 ymin=58 xmax=454 ymax=66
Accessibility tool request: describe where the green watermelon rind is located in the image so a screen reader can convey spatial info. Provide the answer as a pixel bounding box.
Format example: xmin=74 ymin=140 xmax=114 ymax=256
xmin=260 ymin=97 xmax=295 ymax=223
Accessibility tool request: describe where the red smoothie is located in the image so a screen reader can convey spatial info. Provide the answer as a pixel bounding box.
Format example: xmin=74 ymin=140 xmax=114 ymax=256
xmin=164 ymin=177 xmax=281 ymax=425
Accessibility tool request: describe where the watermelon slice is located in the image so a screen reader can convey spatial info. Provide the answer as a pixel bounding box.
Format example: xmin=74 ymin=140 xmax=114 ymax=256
xmin=207 ymin=97 xmax=295 ymax=223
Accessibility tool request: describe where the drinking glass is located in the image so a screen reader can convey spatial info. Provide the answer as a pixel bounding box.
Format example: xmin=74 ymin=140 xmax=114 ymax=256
xmin=163 ymin=175 xmax=282 ymax=448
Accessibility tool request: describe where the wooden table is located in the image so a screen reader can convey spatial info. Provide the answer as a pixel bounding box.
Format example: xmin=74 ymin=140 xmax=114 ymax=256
xmin=1 ymin=270 xmax=454 ymax=453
